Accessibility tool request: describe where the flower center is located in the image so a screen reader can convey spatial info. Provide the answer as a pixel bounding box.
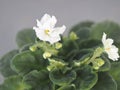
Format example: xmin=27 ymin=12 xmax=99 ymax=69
xmin=44 ymin=29 xmax=50 ymax=35
xmin=105 ymin=47 xmax=111 ymax=51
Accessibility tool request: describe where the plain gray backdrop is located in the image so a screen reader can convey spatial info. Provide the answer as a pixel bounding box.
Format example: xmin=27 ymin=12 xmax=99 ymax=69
xmin=0 ymin=0 xmax=120 ymax=84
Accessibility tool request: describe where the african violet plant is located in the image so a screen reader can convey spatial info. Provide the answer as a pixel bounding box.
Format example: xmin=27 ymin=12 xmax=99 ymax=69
xmin=0 ymin=14 xmax=120 ymax=90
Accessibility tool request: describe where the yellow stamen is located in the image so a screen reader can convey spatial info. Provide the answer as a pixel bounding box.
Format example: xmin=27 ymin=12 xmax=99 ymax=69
xmin=106 ymin=47 xmax=111 ymax=51
xmin=44 ymin=29 xmax=50 ymax=35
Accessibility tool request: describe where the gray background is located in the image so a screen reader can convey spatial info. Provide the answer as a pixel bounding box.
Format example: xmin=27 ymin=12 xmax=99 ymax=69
xmin=0 ymin=0 xmax=120 ymax=84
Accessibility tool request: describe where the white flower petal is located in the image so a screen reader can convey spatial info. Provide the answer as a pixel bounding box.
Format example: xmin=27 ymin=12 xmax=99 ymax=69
xmin=42 ymin=15 xmax=57 ymax=29
xmin=52 ymin=25 xmax=66 ymax=36
xmin=33 ymin=26 xmax=38 ymax=30
xmin=49 ymin=35 xmax=61 ymax=44
xmin=107 ymin=51 xmax=119 ymax=61
xmin=111 ymin=45 xmax=119 ymax=52
xmin=33 ymin=27 xmax=49 ymax=41
xmin=42 ymin=22 xmax=51 ymax=30
xmin=40 ymin=14 xmax=51 ymax=25
xmin=50 ymin=16 xmax=57 ymax=28
xmin=102 ymin=32 xmax=107 ymax=44
xmin=36 ymin=19 xmax=42 ymax=27
xmin=102 ymin=33 xmax=114 ymax=47
xmin=104 ymin=38 xmax=113 ymax=47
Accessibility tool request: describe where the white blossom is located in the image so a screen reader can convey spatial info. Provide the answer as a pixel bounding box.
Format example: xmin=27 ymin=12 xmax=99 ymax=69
xmin=102 ymin=32 xmax=119 ymax=61
xmin=33 ymin=14 xmax=66 ymax=44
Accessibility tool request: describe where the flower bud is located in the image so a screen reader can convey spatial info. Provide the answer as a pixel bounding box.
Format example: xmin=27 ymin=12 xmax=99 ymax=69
xmin=43 ymin=52 xmax=52 ymax=59
xmin=55 ymin=42 xmax=62 ymax=49
xmin=70 ymin=32 xmax=78 ymax=40
xmin=93 ymin=58 xmax=105 ymax=70
xmin=29 ymin=46 xmax=37 ymax=52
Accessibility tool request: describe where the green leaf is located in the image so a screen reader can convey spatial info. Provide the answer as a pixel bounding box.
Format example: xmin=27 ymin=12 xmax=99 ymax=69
xmin=49 ymin=68 xmax=76 ymax=86
xmin=0 ymin=50 xmax=18 ymax=77
xmin=19 ymin=43 xmax=33 ymax=52
xmin=0 ymin=76 xmax=30 ymax=90
xmin=70 ymin=21 xmax=94 ymax=33
xmin=23 ymin=70 xmax=53 ymax=90
xmin=11 ymin=51 xmax=41 ymax=76
xmin=74 ymin=65 xmax=98 ymax=90
xmin=90 ymin=21 xmax=120 ymax=44
xmin=32 ymin=49 xmax=49 ymax=68
xmin=70 ymin=21 xmax=94 ymax=41
xmin=59 ymin=38 xmax=79 ymax=61
xmin=16 ymin=29 xmax=36 ymax=48
xmin=57 ymin=84 xmax=76 ymax=90
xmin=73 ymin=49 xmax=93 ymax=60
xmin=78 ymin=39 xmax=101 ymax=49
xmin=75 ymin=28 xmax=90 ymax=40
xmin=109 ymin=61 xmax=120 ymax=90
xmin=92 ymin=72 xmax=117 ymax=90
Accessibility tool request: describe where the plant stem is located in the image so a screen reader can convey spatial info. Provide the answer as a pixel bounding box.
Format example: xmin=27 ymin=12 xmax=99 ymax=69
xmin=86 ymin=47 xmax=104 ymax=64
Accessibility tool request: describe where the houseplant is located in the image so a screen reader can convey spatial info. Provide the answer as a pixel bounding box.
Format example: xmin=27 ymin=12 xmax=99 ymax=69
xmin=0 ymin=14 xmax=120 ymax=90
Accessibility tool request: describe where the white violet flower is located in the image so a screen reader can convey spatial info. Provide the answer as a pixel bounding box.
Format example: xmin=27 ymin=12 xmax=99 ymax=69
xmin=102 ymin=32 xmax=119 ymax=61
xmin=33 ymin=14 xmax=66 ymax=44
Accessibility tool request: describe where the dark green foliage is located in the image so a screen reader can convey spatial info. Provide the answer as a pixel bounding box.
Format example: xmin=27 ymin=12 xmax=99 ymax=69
xmin=78 ymin=39 xmax=101 ymax=49
xmin=0 ymin=76 xmax=30 ymax=90
xmin=11 ymin=50 xmax=45 ymax=76
xmin=57 ymin=84 xmax=76 ymax=90
xmin=20 ymin=43 xmax=33 ymax=52
xmin=16 ymin=29 xmax=36 ymax=48
xmin=70 ymin=21 xmax=94 ymax=41
xmin=0 ymin=50 xmax=18 ymax=77
xmin=74 ymin=28 xmax=90 ymax=41
xmin=109 ymin=61 xmax=120 ymax=90
xmin=49 ymin=68 xmax=76 ymax=86
xmin=23 ymin=70 xmax=53 ymax=90
xmin=91 ymin=73 xmax=117 ymax=90
xmin=0 ymin=21 xmax=120 ymax=90
xmin=74 ymin=65 xmax=98 ymax=90
xmin=59 ymin=38 xmax=79 ymax=61
xmin=70 ymin=21 xmax=94 ymax=33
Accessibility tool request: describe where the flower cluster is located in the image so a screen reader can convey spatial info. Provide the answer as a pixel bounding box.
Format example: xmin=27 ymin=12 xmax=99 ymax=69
xmin=33 ymin=14 xmax=119 ymax=62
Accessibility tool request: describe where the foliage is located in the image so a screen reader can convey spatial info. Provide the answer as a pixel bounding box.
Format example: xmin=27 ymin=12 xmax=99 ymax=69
xmin=0 ymin=21 xmax=120 ymax=90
